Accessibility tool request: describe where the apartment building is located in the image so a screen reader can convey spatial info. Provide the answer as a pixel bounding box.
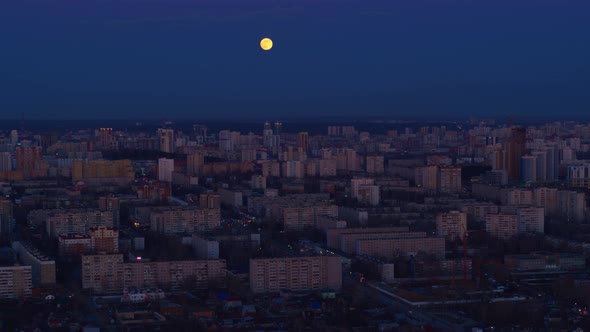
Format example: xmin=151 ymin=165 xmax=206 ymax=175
xmin=282 ymin=205 xmax=338 ymax=231
xmin=81 ymin=254 xmax=125 ymax=294
xmin=325 ymin=226 xmax=410 ymax=249
xmin=517 ymin=207 xmax=545 ymax=234
xmin=567 ymin=164 xmax=590 ymax=188
xmin=338 ymin=231 xmax=428 ymax=254
xmin=319 ymin=159 xmax=337 ymax=177
xmin=366 ymin=155 xmax=385 ymax=174
xmin=199 ymin=193 xmax=221 ymax=209
xmin=501 ymin=189 xmax=534 ymax=206
xmin=71 ymin=159 xmax=134 ymax=186
xmin=505 ymin=252 xmax=585 ymax=271
xmin=149 ymin=206 xmax=221 ymax=234
xmin=90 ymin=226 xmax=119 ymax=253
xmin=59 ymin=235 xmax=92 ymax=256
xmin=415 ymin=166 xmax=438 ymax=192
xmin=12 ymin=241 xmax=56 ymax=287
xmin=0 ymin=265 xmax=32 ymax=299
xmin=218 ymin=188 xmax=243 ymax=207
xmin=314 ymin=216 xmax=347 ymax=232
xmin=123 ymin=259 xmax=226 ymax=292
xmin=82 ymin=254 xmax=227 ymax=294
xmin=460 ymin=203 xmax=499 ymax=222
xmin=558 ymin=190 xmax=586 ymax=223
xmin=533 ymin=187 xmax=558 ymax=214
xmin=485 ymin=214 xmax=518 ymax=240
xmin=59 ymin=226 xmax=119 ymax=256
xmin=192 ymin=235 xmax=220 ymax=259
xmin=351 ymin=178 xmax=380 ymax=206
xmin=247 ymin=193 xmax=331 ymax=219
xmin=251 ymin=175 xmax=267 ymax=190
xmin=249 ymin=255 xmax=342 ymax=294
xmin=355 ymin=236 xmax=446 ymax=259
xmin=45 ymin=209 xmax=114 ymax=238
xmin=436 ymin=211 xmax=467 ymax=240
xmin=438 ymin=166 xmax=462 ymax=193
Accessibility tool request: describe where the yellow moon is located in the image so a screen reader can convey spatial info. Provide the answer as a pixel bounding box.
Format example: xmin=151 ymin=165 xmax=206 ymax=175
xmin=260 ymin=37 xmax=273 ymax=51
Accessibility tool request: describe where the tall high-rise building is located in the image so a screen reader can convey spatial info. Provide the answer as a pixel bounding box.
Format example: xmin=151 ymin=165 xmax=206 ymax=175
xmin=218 ymin=130 xmax=240 ymax=152
xmin=263 ymin=121 xmax=273 ymax=147
xmin=544 ymin=143 xmax=559 ymax=181
xmin=489 ymin=146 xmax=506 ymax=171
xmin=521 ymin=155 xmax=537 ymax=183
xmin=16 ymin=146 xmax=42 ymax=171
xmin=296 ymin=132 xmax=309 ymax=154
xmin=99 ymin=127 xmax=117 ymax=150
xmin=10 ymin=130 xmax=18 ymax=145
xmin=282 ymin=160 xmax=305 ymax=178
xmin=366 ymin=155 xmax=385 ymax=174
xmin=98 ymin=194 xmax=121 ymax=227
xmin=532 ymin=150 xmax=547 ymax=182
xmin=0 ymin=199 xmax=15 ymax=236
xmin=344 ymin=149 xmax=359 ymax=172
xmin=157 ymin=128 xmax=175 ymax=153
xmin=187 ymin=153 xmax=205 ymax=175
xmin=16 ymin=145 xmax=45 ymax=179
xmin=158 ymin=158 xmax=174 ymax=182
xmin=192 ymin=124 xmax=208 ymax=142
xmin=506 ymin=127 xmax=526 ymax=180
xmin=438 ymin=166 xmax=462 ymax=193
xmin=0 ymin=152 xmax=12 ymax=171
xmin=327 ymin=126 xmax=341 ymax=136
xmin=274 ymin=121 xmax=282 ymax=136
xmin=415 ymin=166 xmax=438 ymax=192
xmin=40 ymin=133 xmax=58 ymax=153
xmin=262 ymin=121 xmax=281 ymax=155
xmin=558 ymin=190 xmax=586 ymax=223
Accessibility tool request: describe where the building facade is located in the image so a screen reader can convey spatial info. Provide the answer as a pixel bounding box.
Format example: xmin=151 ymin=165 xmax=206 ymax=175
xmin=249 ymin=255 xmax=342 ymax=294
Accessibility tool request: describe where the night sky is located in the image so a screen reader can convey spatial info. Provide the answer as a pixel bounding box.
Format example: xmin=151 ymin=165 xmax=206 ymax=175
xmin=1 ymin=0 xmax=589 ymax=120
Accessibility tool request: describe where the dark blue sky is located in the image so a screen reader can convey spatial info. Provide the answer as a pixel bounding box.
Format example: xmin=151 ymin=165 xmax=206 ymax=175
xmin=1 ymin=0 xmax=589 ymax=119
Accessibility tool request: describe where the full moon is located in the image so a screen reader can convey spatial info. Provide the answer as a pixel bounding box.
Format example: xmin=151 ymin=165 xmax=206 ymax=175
xmin=260 ymin=38 xmax=273 ymax=51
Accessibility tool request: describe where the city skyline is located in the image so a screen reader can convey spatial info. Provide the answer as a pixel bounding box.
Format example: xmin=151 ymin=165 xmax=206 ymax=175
xmin=2 ymin=1 xmax=590 ymax=330
xmin=0 ymin=118 xmax=589 ymax=329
